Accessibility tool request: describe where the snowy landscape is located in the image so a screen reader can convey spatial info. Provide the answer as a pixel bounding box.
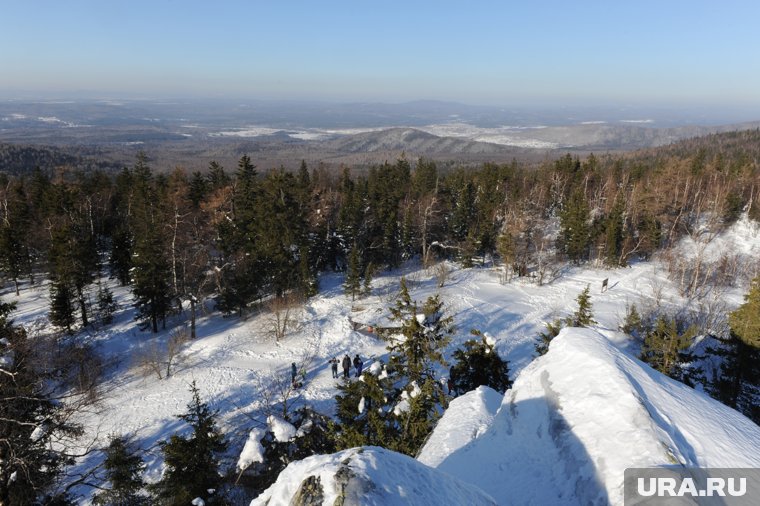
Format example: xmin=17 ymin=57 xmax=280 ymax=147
xmin=3 ymin=211 xmax=759 ymax=505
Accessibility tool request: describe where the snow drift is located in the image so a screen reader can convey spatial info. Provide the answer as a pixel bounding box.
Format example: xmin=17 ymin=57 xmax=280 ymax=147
xmin=418 ymin=327 xmax=760 ymax=505
xmin=250 ymin=446 xmax=496 ymax=506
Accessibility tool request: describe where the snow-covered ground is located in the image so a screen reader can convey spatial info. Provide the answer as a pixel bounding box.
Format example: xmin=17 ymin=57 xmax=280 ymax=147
xmin=3 ymin=215 xmax=759 ymax=504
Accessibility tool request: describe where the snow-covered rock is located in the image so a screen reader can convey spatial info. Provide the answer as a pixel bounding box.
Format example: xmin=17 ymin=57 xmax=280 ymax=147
xmin=250 ymin=446 xmax=496 ymax=506
xmin=417 ymin=385 xmax=502 ymax=468
xmin=421 ymin=327 xmax=760 ymax=505
xmin=267 ymin=415 xmax=297 ymax=443
xmin=237 ymin=429 xmax=266 ymax=471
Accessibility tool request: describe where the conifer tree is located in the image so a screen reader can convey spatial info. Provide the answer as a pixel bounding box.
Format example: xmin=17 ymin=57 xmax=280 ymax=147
xmin=728 ymin=276 xmax=760 ymax=348
xmin=620 ymin=303 xmax=643 ymax=337
xmin=569 ymin=284 xmax=596 ymax=327
xmin=344 ymin=245 xmax=362 ymax=300
xmin=151 ymin=382 xmax=227 ymax=506
xmin=334 ymin=364 xmax=396 ymax=449
xmin=48 ymin=219 xmax=99 ymax=327
xmin=96 ymin=281 xmax=118 ymax=326
xmin=298 ymin=244 xmax=319 ymax=298
xmin=604 ymin=194 xmax=626 ymax=266
xmin=49 ymin=278 xmax=77 ymax=333
xmin=187 ymin=171 xmax=208 ymax=209
xmin=450 ymin=330 xmax=512 ymax=393
xmin=93 ymin=435 xmax=146 ymax=506
xmin=128 ymin=156 xmax=173 ymax=333
xmin=535 ymin=319 xmax=565 ymax=356
xmin=710 ymin=333 xmax=760 ymax=424
xmin=206 ymin=161 xmax=229 ymax=191
xmin=640 ymin=316 xmax=696 ymax=377
xmin=388 ymin=279 xmax=453 ymax=383
xmin=362 ymin=261 xmax=375 ymax=297
xmin=559 ymin=188 xmax=591 ymax=263
xmin=497 ymin=231 xmax=516 ymax=279
xmin=131 ymin=228 xmax=172 ymax=333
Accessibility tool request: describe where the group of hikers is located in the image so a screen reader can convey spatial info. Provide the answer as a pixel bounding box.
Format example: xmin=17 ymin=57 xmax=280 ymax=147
xmin=292 ymin=356 xmax=459 ymax=397
xmin=289 ymin=354 xmax=364 ymax=388
xmin=329 ymin=354 xmax=363 ymax=379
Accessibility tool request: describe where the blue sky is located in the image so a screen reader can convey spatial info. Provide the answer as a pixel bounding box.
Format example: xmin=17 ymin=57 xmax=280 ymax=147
xmin=2 ymin=0 xmax=759 ymax=108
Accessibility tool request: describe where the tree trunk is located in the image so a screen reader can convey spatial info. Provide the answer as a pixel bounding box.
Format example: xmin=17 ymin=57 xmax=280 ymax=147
xmin=151 ymin=313 xmax=158 ymax=334
xmin=13 ymin=277 xmax=19 ymax=296
xmin=77 ymin=285 xmax=88 ymax=327
xmin=190 ymin=297 xmax=197 ymax=339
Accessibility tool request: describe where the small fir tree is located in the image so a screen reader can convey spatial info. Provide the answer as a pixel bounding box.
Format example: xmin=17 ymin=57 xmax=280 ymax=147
xmin=620 ymin=303 xmax=644 ymax=337
xmin=450 ymin=330 xmax=512 ymax=393
xmin=535 ymin=319 xmax=565 ymax=356
xmin=93 ymin=435 xmax=146 ymax=506
xmin=569 ymin=285 xmax=597 ymax=327
xmin=640 ymin=316 xmax=696 ymax=378
xmin=151 ymin=382 xmax=227 ymax=506
xmin=96 ymin=281 xmax=118 ymax=326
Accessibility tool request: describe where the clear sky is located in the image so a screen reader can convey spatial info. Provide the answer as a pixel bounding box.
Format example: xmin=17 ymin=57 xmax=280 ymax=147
xmin=2 ymin=0 xmax=759 ymax=108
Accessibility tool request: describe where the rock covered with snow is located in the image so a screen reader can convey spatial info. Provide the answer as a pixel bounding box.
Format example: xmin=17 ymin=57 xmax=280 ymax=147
xmin=237 ymin=428 xmax=266 ymax=472
xmin=267 ymin=415 xmax=297 ymax=443
xmin=417 ymin=385 xmax=502 ymax=468
xmin=421 ymin=327 xmax=760 ymax=505
xmin=250 ymin=446 xmax=496 ymax=506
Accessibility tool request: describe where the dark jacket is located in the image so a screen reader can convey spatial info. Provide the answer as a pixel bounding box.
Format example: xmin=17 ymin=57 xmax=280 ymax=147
xmin=342 ymin=355 xmax=351 ymax=370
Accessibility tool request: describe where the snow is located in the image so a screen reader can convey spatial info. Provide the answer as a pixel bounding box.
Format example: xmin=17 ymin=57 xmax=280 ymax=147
xmin=250 ymin=446 xmax=497 ymax=506
xmin=418 ymin=386 xmax=502 ymax=468
xmin=236 ymin=429 xmax=266 ymax=472
xmin=368 ymin=361 xmax=383 ymax=375
xmin=29 ymin=425 xmax=46 ymax=442
xmin=421 ymin=327 xmax=760 ymax=505
xmin=417 ymin=122 xmax=560 ymax=149
xmin=191 ymin=498 xmax=205 ymax=506
xmin=267 ymin=415 xmax=297 ymax=443
xmin=393 ymin=381 xmax=422 ymax=416
xmin=358 ymin=397 xmax=365 ymax=414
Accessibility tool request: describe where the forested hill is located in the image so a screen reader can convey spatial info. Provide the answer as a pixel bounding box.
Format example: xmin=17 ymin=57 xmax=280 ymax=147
xmin=618 ymin=128 xmax=760 ymax=168
xmin=0 ymin=143 xmax=122 ymax=175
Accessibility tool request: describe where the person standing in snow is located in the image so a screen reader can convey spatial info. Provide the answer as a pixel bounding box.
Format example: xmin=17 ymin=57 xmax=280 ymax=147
xmin=342 ymin=354 xmax=351 ymax=378
xmin=329 ymin=357 xmax=339 ymax=378
xmin=291 ymin=362 xmax=298 ymax=387
xmin=353 ymin=354 xmax=363 ymax=377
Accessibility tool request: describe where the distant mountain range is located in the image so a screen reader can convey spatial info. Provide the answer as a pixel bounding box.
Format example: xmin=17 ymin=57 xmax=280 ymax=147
xmin=1 ymin=98 xmax=759 ymax=170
